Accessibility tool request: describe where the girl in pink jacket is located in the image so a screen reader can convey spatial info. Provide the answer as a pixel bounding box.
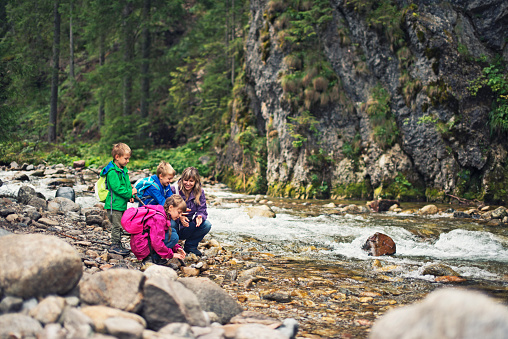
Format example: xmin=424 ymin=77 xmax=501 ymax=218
xmin=130 ymin=195 xmax=187 ymax=264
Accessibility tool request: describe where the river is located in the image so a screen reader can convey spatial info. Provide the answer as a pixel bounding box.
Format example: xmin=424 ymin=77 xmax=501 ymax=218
xmin=1 ymin=169 xmax=508 ymax=337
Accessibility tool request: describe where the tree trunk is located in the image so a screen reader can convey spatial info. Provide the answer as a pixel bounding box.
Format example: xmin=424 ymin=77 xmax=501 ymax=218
xmin=98 ymin=35 xmax=105 ymax=128
xmin=69 ymin=0 xmax=74 ymax=81
xmin=122 ymin=1 xmax=134 ymax=117
xmin=49 ymin=0 xmax=60 ymax=142
xmin=231 ymin=0 xmax=235 ymax=87
xmin=140 ymin=0 xmax=151 ymax=119
xmin=225 ymin=0 xmax=229 ymax=88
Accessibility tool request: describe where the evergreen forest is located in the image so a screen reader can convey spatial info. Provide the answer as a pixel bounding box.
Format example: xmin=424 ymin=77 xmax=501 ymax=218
xmin=0 ymin=0 xmax=249 ymax=177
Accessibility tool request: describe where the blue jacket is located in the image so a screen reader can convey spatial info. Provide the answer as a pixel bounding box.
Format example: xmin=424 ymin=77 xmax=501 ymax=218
xmin=139 ymin=175 xmax=173 ymax=206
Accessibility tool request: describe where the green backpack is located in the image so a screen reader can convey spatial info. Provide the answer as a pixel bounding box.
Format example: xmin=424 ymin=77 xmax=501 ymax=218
xmin=94 ymin=176 xmax=109 ymax=203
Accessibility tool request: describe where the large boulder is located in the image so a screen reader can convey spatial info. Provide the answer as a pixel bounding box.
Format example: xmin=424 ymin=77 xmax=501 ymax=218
xmin=142 ymin=275 xmax=207 ymax=331
xmin=369 ymin=288 xmax=508 ymax=339
xmin=367 ymin=199 xmax=400 ymax=212
xmin=79 ymin=269 xmax=145 ymax=313
xmin=362 ymin=233 xmax=396 ymax=256
xmin=179 ymin=277 xmax=244 ymax=324
xmin=0 ymin=234 xmax=82 ymax=299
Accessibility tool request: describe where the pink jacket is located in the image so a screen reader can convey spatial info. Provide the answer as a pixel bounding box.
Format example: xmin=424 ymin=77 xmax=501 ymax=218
xmin=129 ymin=205 xmax=182 ymax=260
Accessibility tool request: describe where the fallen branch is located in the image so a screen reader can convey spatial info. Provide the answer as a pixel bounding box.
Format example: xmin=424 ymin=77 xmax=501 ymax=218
xmin=446 ymin=194 xmax=482 ymax=207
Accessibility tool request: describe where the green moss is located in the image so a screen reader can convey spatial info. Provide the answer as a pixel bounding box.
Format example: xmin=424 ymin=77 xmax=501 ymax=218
xmin=483 ymin=164 xmax=508 ymax=204
xmin=416 ymin=30 xmax=425 ymax=42
xmin=332 ymin=182 xmax=370 ymax=200
xmin=425 ymin=188 xmax=446 ymax=203
xmin=380 ymin=173 xmax=426 ymax=201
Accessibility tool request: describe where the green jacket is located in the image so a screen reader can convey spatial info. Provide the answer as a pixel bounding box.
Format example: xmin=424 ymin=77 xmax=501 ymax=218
xmin=100 ymin=161 xmax=133 ymax=212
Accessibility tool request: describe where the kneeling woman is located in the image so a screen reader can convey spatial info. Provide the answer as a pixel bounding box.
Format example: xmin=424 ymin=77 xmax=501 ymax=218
xmin=171 ymin=167 xmax=212 ymax=256
xmin=129 ymin=195 xmax=187 ymax=264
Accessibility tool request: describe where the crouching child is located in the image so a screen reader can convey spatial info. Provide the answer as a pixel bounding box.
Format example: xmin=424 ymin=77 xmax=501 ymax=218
xmin=121 ymin=195 xmax=187 ymax=265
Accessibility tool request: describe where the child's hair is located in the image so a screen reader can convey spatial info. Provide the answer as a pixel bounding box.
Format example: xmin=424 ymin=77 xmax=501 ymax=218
xmin=163 ymin=195 xmax=186 ymax=241
xmin=111 ymin=143 xmax=132 ymax=158
xmin=164 ymin=195 xmax=187 ymax=215
xmin=156 ymin=161 xmax=176 ymax=177
xmin=178 ymin=167 xmax=202 ymax=206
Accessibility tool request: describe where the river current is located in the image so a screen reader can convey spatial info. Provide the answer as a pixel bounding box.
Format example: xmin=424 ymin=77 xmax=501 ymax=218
xmin=1 ymin=170 xmax=508 ymax=303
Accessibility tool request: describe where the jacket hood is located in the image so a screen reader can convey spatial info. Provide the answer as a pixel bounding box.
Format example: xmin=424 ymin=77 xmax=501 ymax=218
xmin=100 ymin=161 xmax=116 ymax=176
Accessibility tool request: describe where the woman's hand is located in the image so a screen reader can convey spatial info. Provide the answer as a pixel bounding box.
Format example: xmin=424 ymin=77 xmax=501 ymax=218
xmin=196 ymin=215 xmax=202 ymax=227
xmin=180 ymin=208 xmax=191 ymax=227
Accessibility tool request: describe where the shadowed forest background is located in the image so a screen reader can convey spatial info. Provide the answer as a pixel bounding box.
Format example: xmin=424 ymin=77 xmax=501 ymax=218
xmin=1 ymin=0 xmax=507 ymax=203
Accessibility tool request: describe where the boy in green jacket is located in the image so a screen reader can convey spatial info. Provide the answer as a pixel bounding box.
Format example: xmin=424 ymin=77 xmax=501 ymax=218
xmin=100 ymin=143 xmax=137 ymax=255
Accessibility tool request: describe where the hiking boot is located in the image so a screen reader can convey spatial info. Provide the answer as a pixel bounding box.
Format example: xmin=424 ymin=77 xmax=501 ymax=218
xmin=185 ymin=248 xmax=202 ymax=257
xmin=108 ymin=244 xmax=130 ymax=256
xmin=152 ymin=257 xmax=169 ymax=266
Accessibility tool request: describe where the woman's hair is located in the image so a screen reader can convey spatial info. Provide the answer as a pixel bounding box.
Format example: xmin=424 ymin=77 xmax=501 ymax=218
xmin=156 ymin=161 xmax=176 ymax=177
xmin=164 ymin=195 xmax=187 ymax=216
xmin=178 ymin=167 xmax=202 ymax=206
xmin=111 ymin=143 xmax=131 ymax=158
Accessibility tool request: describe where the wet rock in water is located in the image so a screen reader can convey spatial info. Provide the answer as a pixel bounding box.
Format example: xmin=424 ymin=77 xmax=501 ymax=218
xmin=367 ymin=199 xmax=400 ymax=212
xmin=262 ymin=292 xmax=292 ymax=303
xmin=418 ymin=204 xmax=438 ymax=215
xmin=245 ymin=205 xmax=276 ymax=218
xmin=0 ymin=179 xmax=2 ymax=187
xmin=453 ymin=211 xmax=471 ymax=218
xmin=179 ymin=277 xmax=244 ymax=324
xmin=362 ymin=232 xmax=396 ymax=256
xmin=369 ymin=288 xmax=508 ymax=339
xmin=422 ymin=263 xmax=460 ymax=277
xmin=79 ymin=269 xmax=144 ymax=313
xmin=142 ymin=275 xmax=207 ymax=330
xmin=55 ymin=186 xmax=76 ymax=202
xmin=0 ymin=234 xmax=82 ymax=299
xmin=491 ymin=206 xmax=508 ymax=219
xmin=9 ymin=161 xmax=20 ymax=170
xmin=435 ymin=276 xmax=466 ymax=283
xmin=14 ymin=173 xmax=30 ymax=181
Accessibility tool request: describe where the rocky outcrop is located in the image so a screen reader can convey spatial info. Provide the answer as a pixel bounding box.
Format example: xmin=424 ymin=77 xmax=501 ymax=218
xmin=218 ymin=0 xmax=508 ymax=204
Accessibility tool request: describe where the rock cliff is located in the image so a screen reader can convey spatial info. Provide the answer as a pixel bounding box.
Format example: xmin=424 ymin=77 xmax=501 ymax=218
xmin=217 ymin=0 xmax=508 ymax=203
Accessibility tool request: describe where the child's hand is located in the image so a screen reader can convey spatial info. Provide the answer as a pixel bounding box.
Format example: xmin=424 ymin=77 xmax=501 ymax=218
xmin=174 ymin=252 xmax=185 ymax=260
xmin=129 ymin=198 xmax=135 ymax=203
xmin=132 ymin=188 xmax=138 ymax=195
xmin=196 ymin=215 xmax=203 ymax=227
xmin=177 ymin=248 xmax=186 ymax=258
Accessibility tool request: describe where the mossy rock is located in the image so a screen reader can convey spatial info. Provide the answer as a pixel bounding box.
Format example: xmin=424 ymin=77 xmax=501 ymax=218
xmin=332 ymin=182 xmax=370 ymax=200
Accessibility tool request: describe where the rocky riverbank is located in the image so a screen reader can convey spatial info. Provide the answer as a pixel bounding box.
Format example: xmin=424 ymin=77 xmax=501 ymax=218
xmin=1 ymin=162 xmax=508 ymax=338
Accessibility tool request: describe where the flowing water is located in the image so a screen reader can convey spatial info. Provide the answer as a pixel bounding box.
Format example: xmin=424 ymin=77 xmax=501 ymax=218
xmin=2 ymin=170 xmax=508 ymax=337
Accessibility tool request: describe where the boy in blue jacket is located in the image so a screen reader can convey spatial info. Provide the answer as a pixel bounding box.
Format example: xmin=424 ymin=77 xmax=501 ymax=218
xmin=137 ymin=161 xmax=176 ymax=206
